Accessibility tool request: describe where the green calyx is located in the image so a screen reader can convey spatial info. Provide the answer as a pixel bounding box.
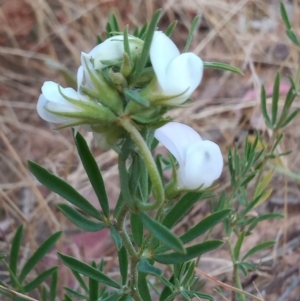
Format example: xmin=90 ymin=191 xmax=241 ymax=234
xmin=82 ymin=57 xmax=123 ymax=115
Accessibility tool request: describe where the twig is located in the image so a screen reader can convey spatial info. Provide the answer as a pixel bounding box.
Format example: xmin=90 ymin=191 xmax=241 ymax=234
xmin=194 ymin=267 xmax=265 ymax=301
xmin=278 ymin=274 xmax=300 ymax=301
xmin=0 ymin=285 xmax=39 ymax=301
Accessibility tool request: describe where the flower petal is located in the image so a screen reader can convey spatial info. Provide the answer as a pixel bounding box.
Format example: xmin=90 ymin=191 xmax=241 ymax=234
xmin=90 ymin=35 xmax=143 ymax=70
xmin=150 ymin=31 xmax=180 ymax=92
xmin=181 ymin=141 xmax=223 ymax=189
xmin=37 ymin=94 xmax=74 ymax=123
xmin=154 ymin=122 xmax=202 ymax=165
xmin=150 ymin=32 xmax=203 ymax=105
xmin=41 ymin=81 xmax=77 ymax=105
xmin=77 ymin=66 xmax=84 ymax=89
xmin=162 ymin=53 xmax=203 ymax=105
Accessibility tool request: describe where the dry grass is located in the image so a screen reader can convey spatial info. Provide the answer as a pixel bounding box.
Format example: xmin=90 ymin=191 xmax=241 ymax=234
xmin=1 ymin=0 xmax=300 ymax=300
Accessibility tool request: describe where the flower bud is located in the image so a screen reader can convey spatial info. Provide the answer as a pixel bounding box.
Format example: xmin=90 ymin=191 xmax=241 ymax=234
xmin=155 ymin=122 xmax=223 ymax=191
xmin=141 ymin=31 xmax=203 ymax=106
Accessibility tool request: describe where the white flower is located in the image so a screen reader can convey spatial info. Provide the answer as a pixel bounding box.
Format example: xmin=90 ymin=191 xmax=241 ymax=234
xmin=37 ymin=80 xmax=84 ymax=124
xmin=148 ymin=31 xmax=203 ymax=105
xmin=154 ymin=122 xmax=223 ymax=190
xmin=84 ymin=35 xmax=144 ymax=70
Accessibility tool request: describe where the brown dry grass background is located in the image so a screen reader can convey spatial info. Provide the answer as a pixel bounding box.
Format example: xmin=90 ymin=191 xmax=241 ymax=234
xmin=1 ymin=0 xmax=300 ymax=300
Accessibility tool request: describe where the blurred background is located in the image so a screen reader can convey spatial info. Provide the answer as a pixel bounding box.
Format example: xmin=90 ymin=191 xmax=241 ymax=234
xmin=1 ymin=0 xmax=300 ymax=300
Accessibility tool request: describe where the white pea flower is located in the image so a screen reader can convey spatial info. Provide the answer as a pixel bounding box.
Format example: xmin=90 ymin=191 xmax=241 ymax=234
xmin=37 ymin=79 xmax=85 ymax=125
xmin=142 ymin=31 xmax=203 ymax=105
xmin=83 ymin=35 xmax=144 ymax=70
xmin=155 ymin=122 xmax=223 ymax=190
xmin=37 ymin=68 xmax=117 ymax=126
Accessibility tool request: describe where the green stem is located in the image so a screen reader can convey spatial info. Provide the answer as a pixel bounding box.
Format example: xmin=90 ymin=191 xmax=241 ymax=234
xmin=295 ymin=63 xmax=300 ymax=90
xmin=227 ymin=240 xmax=246 ymax=301
xmin=120 ymin=118 xmax=164 ymax=210
xmin=116 ymin=206 xmax=137 ymax=259
xmin=115 ymin=206 xmax=142 ymax=301
xmin=138 ymin=198 xmax=168 ymax=257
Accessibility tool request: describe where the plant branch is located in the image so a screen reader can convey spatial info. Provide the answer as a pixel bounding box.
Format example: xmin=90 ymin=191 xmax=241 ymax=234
xmin=120 ymin=118 xmax=164 ymax=210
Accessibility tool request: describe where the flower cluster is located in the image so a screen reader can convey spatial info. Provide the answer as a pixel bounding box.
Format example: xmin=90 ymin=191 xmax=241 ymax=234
xmin=37 ymin=30 xmax=223 ymax=190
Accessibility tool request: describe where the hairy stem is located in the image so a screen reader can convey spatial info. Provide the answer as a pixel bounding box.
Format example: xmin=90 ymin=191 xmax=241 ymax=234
xmin=115 ymin=206 xmax=142 ymax=301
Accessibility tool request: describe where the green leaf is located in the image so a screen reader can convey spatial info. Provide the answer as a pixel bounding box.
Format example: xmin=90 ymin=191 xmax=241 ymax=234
xmin=234 ymin=231 xmax=245 ymax=261
xmin=139 ymin=22 xmax=148 ymax=39
xmin=237 ymin=261 xmax=257 ymax=275
xmin=277 ymin=86 xmax=296 ymax=128
xmin=118 ymin=246 xmax=128 ymax=285
xmin=188 ymin=291 xmax=213 ymax=301
xmin=128 ymin=153 xmax=141 ymax=196
xmin=272 ymin=73 xmax=280 ymax=126
xmin=103 ymin=293 xmax=122 ymax=301
xmin=138 ymin=273 xmax=151 ymax=301
xmin=123 ymin=25 xmax=131 ymax=60
xmin=131 ymin=9 xmax=162 ymax=83
xmin=124 ymin=88 xmax=150 ymax=107
xmin=50 ymin=269 xmax=58 ymax=301
xmin=9 ymin=225 xmax=23 ymax=285
xmin=57 ymin=204 xmax=105 ymax=232
xmin=164 ymin=21 xmax=178 ymax=37
xmin=203 ymin=61 xmax=243 ymax=75
xmin=71 ymin=270 xmax=88 ymax=292
xmin=118 ymin=141 xmax=133 ymax=206
xmin=180 ymin=209 xmax=231 ymax=244
xmin=255 ymin=213 xmax=284 ymax=222
xmin=181 ymin=261 xmax=195 ymax=287
xmin=242 ymin=241 xmax=275 ymax=261
xmin=286 ymin=30 xmax=300 ymax=46
xmin=28 ymin=161 xmax=102 ymax=220
xmin=154 ymin=240 xmax=223 ymax=264
xmin=181 ymin=290 xmax=191 ymax=300
xmin=110 ymin=227 xmax=123 ymax=251
xmin=241 ymin=192 xmax=264 ymax=217
xmin=137 ymin=258 xmax=162 ymax=276
xmin=139 ymin=154 xmax=149 ymax=202
xmin=130 ymin=212 xmax=143 ymax=247
xmin=74 ymin=132 xmax=110 ymax=218
xmin=89 ymin=262 xmax=99 ymax=301
xmin=139 ymin=212 xmax=185 ymax=253
xmin=19 ymin=231 xmax=62 ymax=283
xmin=163 ymin=192 xmax=211 ymax=229
xmin=23 ymin=266 xmax=58 ymax=292
xmin=42 ymin=287 xmax=47 ymax=301
xmin=280 ymin=3 xmax=292 ymax=29
xmin=183 ymin=16 xmax=200 ymax=52
xmin=110 ymin=14 xmax=120 ymax=33
xmin=114 ymin=193 xmax=125 ymax=219
xmin=64 ymin=288 xmax=88 ymax=299
xmin=57 ymin=252 xmax=121 ymax=289
xmin=159 ymin=276 xmax=174 ymax=301
xmin=280 ymin=3 xmax=300 ymax=45
xmin=261 ymin=90 xmax=272 ymax=125
xmin=119 ymin=295 xmax=134 ymax=301
xmin=279 ymin=108 xmax=300 ymax=128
